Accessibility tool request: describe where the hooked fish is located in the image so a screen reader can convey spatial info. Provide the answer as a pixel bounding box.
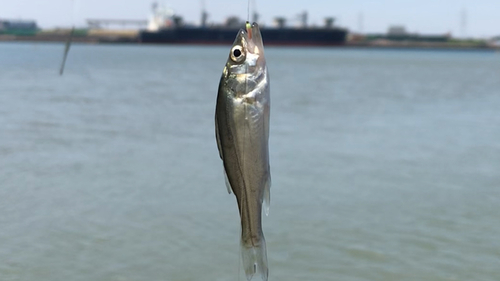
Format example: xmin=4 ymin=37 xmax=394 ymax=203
xmin=215 ymin=22 xmax=271 ymax=281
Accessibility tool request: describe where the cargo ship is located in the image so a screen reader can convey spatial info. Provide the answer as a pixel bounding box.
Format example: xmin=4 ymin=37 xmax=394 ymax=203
xmin=139 ymin=4 xmax=348 ymax=46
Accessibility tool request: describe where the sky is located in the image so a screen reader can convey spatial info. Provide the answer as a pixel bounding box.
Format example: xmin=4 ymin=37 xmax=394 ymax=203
xmin=2 ymin=0 xmax=500 ymax=38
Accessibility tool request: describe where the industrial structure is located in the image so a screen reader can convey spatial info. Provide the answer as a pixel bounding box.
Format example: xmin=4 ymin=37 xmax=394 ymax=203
xmin=0 ymin=19 xmax=38 ymax=35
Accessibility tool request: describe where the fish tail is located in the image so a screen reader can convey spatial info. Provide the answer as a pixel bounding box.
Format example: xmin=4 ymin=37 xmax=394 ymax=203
xmin=241 ymin=238 xmax=268 ymax=281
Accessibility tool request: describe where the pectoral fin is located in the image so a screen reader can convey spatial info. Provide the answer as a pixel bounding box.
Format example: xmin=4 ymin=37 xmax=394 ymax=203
xmin=223 ymin=168 xmax=232 ymax=194
xmin=216 ymin=114 xmax=232 ymax=194
xmin=215 ymin=115 xmax=223 ymax=160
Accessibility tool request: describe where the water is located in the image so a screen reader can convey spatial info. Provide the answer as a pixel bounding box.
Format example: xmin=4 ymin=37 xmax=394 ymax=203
xmin=1 ymin=43 xmax=499 ymax=281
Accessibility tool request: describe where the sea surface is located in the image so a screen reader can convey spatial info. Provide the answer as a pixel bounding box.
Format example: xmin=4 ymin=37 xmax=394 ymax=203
xmin=1 ymin=43 xmax=499 ymax=281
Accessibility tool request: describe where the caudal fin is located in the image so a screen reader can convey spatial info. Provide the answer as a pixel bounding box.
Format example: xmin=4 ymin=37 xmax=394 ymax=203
xmin=241 ymin=239 xmax=268 ymax=281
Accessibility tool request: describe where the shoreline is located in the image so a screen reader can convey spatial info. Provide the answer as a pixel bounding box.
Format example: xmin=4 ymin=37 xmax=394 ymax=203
xmin=1 ymin=32 xmax=499 ymax=51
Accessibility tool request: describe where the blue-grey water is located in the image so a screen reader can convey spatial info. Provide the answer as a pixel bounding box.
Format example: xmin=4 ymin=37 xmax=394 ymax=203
xmin=1 ymin=43 xmax=499 ymax=281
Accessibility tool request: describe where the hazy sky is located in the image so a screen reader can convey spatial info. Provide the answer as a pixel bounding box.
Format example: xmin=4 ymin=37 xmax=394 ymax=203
xmin=2 ymin=0 xmax=500 ymax=37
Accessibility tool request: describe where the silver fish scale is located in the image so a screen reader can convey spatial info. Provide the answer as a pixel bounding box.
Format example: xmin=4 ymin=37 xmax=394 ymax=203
xmin=215 ymin=22 xmax=271 ymax=281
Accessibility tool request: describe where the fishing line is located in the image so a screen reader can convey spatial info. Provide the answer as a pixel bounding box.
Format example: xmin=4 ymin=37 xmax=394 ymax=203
xmin=71 ymin=0 xmax=75 ymax=25
xmin=60 ymin=0 xmax=75 ymax=75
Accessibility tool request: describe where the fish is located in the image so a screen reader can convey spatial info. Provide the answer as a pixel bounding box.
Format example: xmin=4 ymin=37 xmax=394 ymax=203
xmin=215 ymin=22 xmax=271 ymax=281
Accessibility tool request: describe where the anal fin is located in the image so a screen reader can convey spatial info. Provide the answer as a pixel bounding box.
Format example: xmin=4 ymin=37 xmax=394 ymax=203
xmin=263 ymin=172 xmax=271 ymax=216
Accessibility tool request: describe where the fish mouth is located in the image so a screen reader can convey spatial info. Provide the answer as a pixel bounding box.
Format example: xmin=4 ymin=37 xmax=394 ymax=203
xmin=236 ymin=22 xmax=264 ymax=55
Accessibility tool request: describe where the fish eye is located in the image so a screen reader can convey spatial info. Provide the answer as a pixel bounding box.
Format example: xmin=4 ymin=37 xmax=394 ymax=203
xmin=230 ymin=45 xmax=245 ymax=62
